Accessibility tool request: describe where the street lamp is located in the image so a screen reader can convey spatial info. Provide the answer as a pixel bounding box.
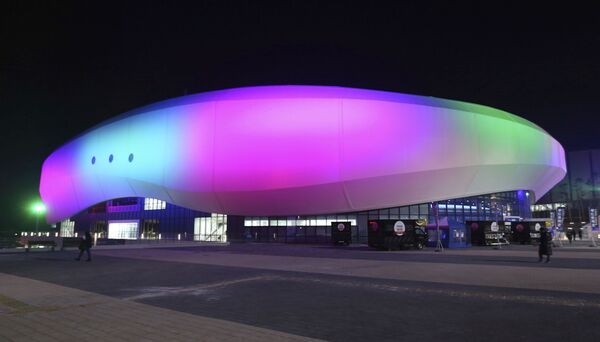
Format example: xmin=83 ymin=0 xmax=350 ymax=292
xmin=32 ymin=202 xmax=46 ymax=234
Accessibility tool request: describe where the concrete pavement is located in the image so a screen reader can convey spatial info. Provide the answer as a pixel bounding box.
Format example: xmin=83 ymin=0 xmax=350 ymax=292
xmin=92 ymin=246 xmax=600 ymax=294
xmin=0 ymin=273 xmax=320 ymax=342
xmin=2 ymin=243 xmax=600 ymax=341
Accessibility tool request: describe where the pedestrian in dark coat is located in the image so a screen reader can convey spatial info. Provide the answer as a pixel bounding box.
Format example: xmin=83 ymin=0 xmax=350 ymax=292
xmin=538 ymin=227 xmax=552 ymax=263
xmin=566 ymin=229 xmax=573 ymax=244
xmin=75 ymin=232 xmax=93 ymax=262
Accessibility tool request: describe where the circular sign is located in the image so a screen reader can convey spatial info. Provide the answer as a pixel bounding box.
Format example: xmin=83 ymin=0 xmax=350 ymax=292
xmin=535 ymin=223 xmax=541 ymax=231
xmin=369 ymin=222 xmax=379 ymax=232
xmin=491 ymin=222 xmax=499 ymax=232
xmin=337 ymin=223 xmax=346 ymax=232
xmin=516 ymin=223 xmax=524 ymax=232
xmin=471 ymin=222 xmax=479 ymax=231
xmin=393 ymin=221 xmax=406 ymax=236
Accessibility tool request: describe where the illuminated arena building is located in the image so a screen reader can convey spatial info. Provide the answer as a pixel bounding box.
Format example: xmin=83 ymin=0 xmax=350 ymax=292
xmin=39 ymin=86 xmax=566 ymax=244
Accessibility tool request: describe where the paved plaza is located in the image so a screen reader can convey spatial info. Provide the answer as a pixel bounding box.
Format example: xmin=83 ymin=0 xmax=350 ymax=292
xmin=2 ymin=243 xmax=600 ymax=341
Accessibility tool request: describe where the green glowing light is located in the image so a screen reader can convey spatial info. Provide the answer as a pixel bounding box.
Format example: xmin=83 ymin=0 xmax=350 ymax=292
xmin=32 ymin=203 xmax=46 ymax=214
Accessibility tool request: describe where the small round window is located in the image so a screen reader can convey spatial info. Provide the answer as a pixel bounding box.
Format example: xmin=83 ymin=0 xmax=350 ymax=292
xmin=128 ymin=153 xmax=134 ymax=162
xmin=109 ymin=154 xmax=114 ymax=163
xmin=91 ymin=156 xmax=96 ymax=165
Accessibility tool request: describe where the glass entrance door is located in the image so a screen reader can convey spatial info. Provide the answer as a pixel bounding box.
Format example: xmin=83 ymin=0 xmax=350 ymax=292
xmin=194 ymin=214 xmax=227 ymax=242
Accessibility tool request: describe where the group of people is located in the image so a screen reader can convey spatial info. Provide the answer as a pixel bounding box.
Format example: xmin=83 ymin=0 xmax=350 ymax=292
xmin=71 ymin=226 xmax=561 ymax=264
xmin=565 ymin=228 xmax=582 ymax=244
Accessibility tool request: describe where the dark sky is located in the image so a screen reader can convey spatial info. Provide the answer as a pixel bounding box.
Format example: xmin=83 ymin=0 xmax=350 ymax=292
xmin=1 ymin=1 xmax=599 ymax=229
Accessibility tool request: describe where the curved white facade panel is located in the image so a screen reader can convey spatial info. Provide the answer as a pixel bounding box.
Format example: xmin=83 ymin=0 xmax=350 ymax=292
xmin=40 ymin=86 xmax=566 ymax=223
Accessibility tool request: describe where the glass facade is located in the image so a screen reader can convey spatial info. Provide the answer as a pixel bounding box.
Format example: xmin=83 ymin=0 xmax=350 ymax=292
xmin=66 ymin=197 xmax=210 ymax=240
xmin=194 ymin=214 xmax=227 ymax=242
xmin=59 ymin=219 xmax=75 ymax=237
xmin=65 ymin=190 xmax=531 ymax=245
xmin=241 ymin=190 xmax=532 ymax=244
xmin=108 ymin=221 xmax=139 ymax=240
xmin=536 ymin=148 xmax=600 ymax=225
xmin=144 ymin=198 xmax=166 ymax=210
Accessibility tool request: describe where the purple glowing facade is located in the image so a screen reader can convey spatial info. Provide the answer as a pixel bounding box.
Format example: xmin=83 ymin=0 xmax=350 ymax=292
xmin=40 ymin=86 xmax=566 ymax=223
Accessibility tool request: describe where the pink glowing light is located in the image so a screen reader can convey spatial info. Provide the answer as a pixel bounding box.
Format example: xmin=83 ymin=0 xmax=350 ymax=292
xmin=39 ymin=86 xmax=566 ymax=223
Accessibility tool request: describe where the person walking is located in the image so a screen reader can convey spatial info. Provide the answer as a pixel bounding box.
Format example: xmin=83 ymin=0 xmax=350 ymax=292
xmin=566 ymin=229 xmax=573 ymax=244
xmin=538 ymin=227 xmax=552 ymax=263
xmin=75 ymin=231 xmax=93 ymax=262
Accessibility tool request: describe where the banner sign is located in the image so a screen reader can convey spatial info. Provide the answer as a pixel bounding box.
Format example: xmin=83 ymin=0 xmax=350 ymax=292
xmin=556 ymin=207 xmax=565 ymax=231
xmin=550 ymin=211 xmax=556 ymax=229
xmin=590 ymin=208 xmax=598 ymax=231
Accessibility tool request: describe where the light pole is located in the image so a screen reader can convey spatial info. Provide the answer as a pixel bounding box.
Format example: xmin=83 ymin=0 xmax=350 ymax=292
xmin=32 ymin=202 xmax=46 ymax=234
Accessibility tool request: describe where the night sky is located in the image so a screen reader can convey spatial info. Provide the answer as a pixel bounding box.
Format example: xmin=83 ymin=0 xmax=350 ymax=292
xmin=1 ymin=1 xmax=599 ymax=229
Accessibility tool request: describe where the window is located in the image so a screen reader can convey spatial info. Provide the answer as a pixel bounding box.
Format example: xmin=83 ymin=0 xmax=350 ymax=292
xmin=91 ymin=221 xmax=107 ymax=238
xmin=60 ymin=219 xmax=75 ymax=237
xmin=111 ymin=198 xmax=138 ymax=206
xmin=108 ymin=221 xmax=139 ymax=239
xmin=242 ymin=216 xmax=356 ymax=227
xmin=108 ymin=197 xmax=140 ymax=213
xmin=144 ymin=198 xmax=166 ymax=210
xmin=194 ymin=214 xmax=227 ymax=242
xmin=141 ymin=219 xmax=160 ymax=239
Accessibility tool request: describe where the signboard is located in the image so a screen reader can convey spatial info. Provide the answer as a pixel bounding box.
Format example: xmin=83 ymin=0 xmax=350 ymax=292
xmin=368 ymin=219 xmax=425 ymax=249
xmin=550 ymin=211 xmax=556 ymax=229
xmin=515 ymin=223 xmax=525 ymax=232
xmin=556 ymin=207 xmax=565 ymax=231
xmin=534 ymin=223 xmax=541 ymax=232
xmin=369 ymin=221 xmax=379 ymax=232
xmin=491 ymin=222 xmax=499 ymax=232
xmin=331 ymin=222 xmax=352 ymax=245
xmin=590 ymin=208 xmax=598 ymax=231
xmin=393 ymin=220 xmax=406 ymax=236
